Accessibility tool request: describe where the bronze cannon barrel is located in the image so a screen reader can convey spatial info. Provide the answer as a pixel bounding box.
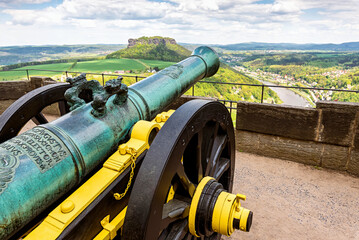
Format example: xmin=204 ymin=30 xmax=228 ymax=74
xmin=0 ymin=46 xmax=220 ymax=239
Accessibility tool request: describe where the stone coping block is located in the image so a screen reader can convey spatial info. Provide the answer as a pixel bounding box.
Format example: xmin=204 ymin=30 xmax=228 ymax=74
xmin=316 ymin=101 xmax=359 ymax=147
xmin=0 ymin=100 xmax=16 ymax=115
xmin=0 ymin=77 xmax=56 ymax=101
xmin=0 ymin=81 xmax=31 ymax=100
xmin=316 ymin=101 xmax=359 ymax=112
xmin=236 ymin=130 xmax=321 ymax=166
xmin=348 ymin=150 xmax=359 ymax=176
xmin=236 ymin=101 xmax=319 ymax=141
xmin=355 ymin=129 xmax=359 ymax=150
xmin=321 ymin=144 xmax=349 ymax=171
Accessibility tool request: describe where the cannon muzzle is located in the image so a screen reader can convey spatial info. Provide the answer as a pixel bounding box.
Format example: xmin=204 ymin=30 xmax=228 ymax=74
xmin=0 ymin=46 xmax=220 ymax=239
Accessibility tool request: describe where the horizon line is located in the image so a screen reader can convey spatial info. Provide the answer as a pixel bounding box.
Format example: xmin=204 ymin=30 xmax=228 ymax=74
xmin=1 ymin=41 xmax=359 ymax=48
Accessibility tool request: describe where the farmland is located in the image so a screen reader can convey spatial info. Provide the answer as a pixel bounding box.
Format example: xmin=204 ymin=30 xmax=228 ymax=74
xmin=0 ymin=58 xmax=175 ymax=82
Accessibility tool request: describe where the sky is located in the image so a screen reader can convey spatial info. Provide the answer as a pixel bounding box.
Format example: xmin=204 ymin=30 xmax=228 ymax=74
xmin=0 ymin=0 xmax=359 ymax=46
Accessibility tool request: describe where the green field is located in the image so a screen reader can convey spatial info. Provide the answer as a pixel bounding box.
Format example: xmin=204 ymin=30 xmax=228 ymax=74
xmin=0 ymin=59 xmax=175 ymax=81
xmin=0 ymin=62 xmax=73 ymax=80
xmin=139 ymin=59 xmax=176 ymax=68
xmin=72 ymin=59 xmax=145 ymax=72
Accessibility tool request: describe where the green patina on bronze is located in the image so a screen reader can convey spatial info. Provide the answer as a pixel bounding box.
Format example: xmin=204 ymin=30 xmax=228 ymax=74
xmin=0 ymin=46 xmax=220 ymax=239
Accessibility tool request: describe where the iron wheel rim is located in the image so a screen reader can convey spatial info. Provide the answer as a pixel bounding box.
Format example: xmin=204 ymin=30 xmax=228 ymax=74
xmin=0 ymin=83 xmax=70 ymax=143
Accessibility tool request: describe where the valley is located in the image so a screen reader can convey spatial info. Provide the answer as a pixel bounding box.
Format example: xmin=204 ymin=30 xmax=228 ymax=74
xmin=1 ymin=38 xmax=358 ymax=106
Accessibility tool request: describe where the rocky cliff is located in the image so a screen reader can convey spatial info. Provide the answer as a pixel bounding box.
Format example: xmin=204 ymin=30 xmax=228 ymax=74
xmin=106 ymin=36 xmax=191 ymax=62
xmin=127 ymin=37 xmax=177 ymax=48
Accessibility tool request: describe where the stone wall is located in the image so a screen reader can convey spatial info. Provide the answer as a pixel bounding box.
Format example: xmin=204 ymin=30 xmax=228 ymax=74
xmin=236 ymin=101 xmax=359 ymax=176
xmin=0 ymin=77 xmax=56 ymax=114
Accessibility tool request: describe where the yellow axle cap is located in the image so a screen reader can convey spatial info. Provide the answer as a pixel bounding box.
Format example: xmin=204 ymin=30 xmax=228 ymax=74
xmin=189 ymin=176 xmax=253 ymax=237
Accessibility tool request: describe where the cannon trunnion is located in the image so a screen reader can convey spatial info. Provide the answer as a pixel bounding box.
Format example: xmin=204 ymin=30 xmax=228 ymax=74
xmin=0 ymin=47 xmax=252 ymax=239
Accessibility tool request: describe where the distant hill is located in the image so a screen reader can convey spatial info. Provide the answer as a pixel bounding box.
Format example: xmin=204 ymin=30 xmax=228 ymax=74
xmin=0 ymin=44 xmax=126 ymax=66
xmin=106 ymin=36 xmax=191 ymax=62
xmin=215 ymin=42 xmax=359 ymax=51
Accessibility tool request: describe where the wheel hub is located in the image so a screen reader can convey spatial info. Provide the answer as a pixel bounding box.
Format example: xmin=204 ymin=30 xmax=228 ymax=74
xmin=189 ymin=176 xmax=253 ymax=237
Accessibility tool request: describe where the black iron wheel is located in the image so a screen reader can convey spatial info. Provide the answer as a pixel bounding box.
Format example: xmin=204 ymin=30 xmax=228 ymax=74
xmin=122 ymin=100 xmax=235 ymax=240
xmin=0 ymin=83 xmax=70 ymax=143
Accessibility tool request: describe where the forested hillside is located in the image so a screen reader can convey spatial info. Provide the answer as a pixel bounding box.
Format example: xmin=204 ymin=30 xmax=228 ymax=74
xmin=215 ymin=42 xmax=359 ymax=51
xmin=231 ymin=52 xmax=359 ymax=102
xmin=187 ymin=64 xmax=281 ymax=104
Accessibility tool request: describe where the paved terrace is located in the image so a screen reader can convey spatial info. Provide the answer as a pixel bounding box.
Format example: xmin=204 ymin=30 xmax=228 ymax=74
xmin=226 ymin=152 xmax=359 ymax=240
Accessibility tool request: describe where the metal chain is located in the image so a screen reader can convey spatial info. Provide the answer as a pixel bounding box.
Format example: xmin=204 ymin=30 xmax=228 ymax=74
xmin=113 ymin=148 xmax=137 ymax=201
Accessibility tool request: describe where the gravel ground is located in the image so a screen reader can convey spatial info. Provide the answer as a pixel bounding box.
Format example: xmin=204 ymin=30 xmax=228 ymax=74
xmin=224 ymin=152 xmax=359 ymax=240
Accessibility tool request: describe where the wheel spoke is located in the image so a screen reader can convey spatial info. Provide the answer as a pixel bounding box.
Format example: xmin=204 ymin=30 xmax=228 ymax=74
xmin=205 ymin=134 xmax=227 ymax=177
xmin=58 ymin=100 xmax=69 ymax=116
xmin=161 ymin=199 xmax=189 ymax=230
xmin=213 ymin=158 xmax=231 ymax=180
xmin=161 ymin=219 xmax=188 ymax=240
xmin=183 ymin=232 xmax=193 ymax=240
xmin=158 ymin=229 xmax=169 ymax=240
xmin=177 ymin=165 xmax=196 ymax=197
xmin=210 ymin=122 xmax=219 ymax=152
xmin=31 ymin=113 xmax=48 ymax=125
xmin=196 ymin=129 xmax=203 ymax=183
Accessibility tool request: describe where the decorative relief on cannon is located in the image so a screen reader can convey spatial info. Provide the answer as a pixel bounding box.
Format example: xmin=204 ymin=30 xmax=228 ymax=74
xmin=65 ymin=73 xmax=103 ymax=111
xmin=65 ymin=74 xmax=128 ymax=117
xmin=158 ymin=64 xmax=184 ymax=79
xmin=0 ymin=153 xmax=19 ymax=194
xmin=91 ymin=77 xmax=128 ymax=117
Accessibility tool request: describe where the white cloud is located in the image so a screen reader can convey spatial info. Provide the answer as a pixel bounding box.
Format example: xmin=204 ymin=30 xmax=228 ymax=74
xmin=58 ymin=0 xmax=170 ymax=20
xmin=3 ymin=7 xmax=63 ymax=25
xmin=270 ymin=2 xmax=300 ymax=15
xmin=1 ymin=0 xmax=359 ymax=45
xmin=286 ymin=0 xmax=359 ymax=11
xmin=0 ymin=0 xmax=50 ymax=8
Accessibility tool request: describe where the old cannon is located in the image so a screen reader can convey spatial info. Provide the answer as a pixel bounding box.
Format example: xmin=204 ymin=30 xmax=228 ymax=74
xmin=0 ymin=46 xmax=252 ymax=240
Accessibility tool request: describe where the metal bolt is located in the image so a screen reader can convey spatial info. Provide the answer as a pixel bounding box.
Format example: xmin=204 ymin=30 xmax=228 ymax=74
xmin=61 ymin=200 xmax=75 ymax=213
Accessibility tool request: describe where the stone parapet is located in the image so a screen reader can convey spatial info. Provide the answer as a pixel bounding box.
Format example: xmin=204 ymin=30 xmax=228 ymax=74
xmin=236 ymin=101 xmax=359 ymax=176
xmin=0 ymin=77 xmax=56 ymax=114
xmin=236 ymin=102 xmax=319 ymax=141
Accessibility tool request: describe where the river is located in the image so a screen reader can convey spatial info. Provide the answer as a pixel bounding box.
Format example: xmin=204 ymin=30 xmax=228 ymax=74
xmin=260 ymin=80 xmax=311 ymax=107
